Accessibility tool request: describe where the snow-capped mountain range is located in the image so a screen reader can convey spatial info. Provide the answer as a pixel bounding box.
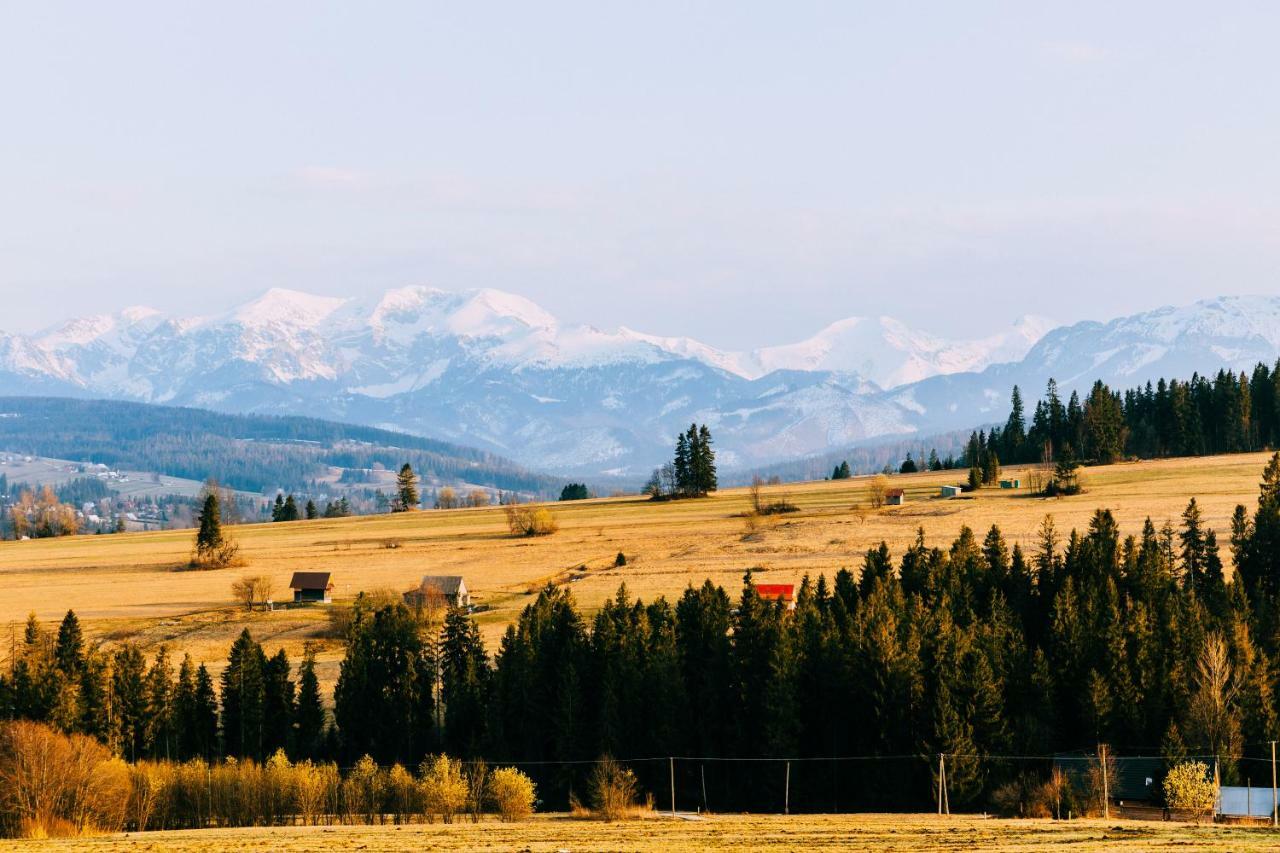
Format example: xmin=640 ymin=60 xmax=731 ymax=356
xmin=1 ymin=288 xmax=1276 ymax=477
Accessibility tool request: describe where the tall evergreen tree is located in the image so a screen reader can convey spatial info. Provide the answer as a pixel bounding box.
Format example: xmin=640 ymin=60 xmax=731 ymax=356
xmin=394 ymin=463 xmax=420 ymax=512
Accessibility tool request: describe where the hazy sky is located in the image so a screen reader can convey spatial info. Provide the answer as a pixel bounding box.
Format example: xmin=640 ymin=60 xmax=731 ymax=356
xmin=3 ymin=3 xmax=1280 ymax=346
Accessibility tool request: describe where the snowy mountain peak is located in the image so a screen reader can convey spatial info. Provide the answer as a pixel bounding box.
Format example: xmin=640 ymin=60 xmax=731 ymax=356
xmin=230 ymin=288 xmax=348 ymax=329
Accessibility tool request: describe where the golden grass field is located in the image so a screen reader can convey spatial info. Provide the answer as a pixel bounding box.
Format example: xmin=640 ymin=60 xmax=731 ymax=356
xmin=0 ymin=452 xmax=1272 ymax=691
xmin=9 ymin=813 xmax=1280 ymax=852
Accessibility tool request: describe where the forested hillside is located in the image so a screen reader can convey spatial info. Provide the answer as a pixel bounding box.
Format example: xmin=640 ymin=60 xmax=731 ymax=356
xmin=0 ymin=397 xmax=559 ymax=496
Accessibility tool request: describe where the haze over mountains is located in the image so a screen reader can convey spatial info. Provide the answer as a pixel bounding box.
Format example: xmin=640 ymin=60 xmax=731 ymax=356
xmin=2 ymin=288 xmax=1278 ymax=477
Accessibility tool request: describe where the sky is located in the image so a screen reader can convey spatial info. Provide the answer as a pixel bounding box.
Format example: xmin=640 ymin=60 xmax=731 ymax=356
xmin=2 ymin=2 xmax=1280 ymax=347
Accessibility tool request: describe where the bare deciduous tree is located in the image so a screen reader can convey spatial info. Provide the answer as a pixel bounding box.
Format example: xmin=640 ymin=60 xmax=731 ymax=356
xmin=231 ymin=575 xmax=274 ymax=611
xmin=868 ymin=474 xmax=890 ymax=509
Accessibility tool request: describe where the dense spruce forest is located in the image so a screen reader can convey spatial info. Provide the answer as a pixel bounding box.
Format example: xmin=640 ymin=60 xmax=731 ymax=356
xmin=955 ymin=363 xmax=1280 ymax=474
xmin=0 ymin=397 xmax=558 ymax=496
xmin=9 ymin=455 xmax=1280 ymax=813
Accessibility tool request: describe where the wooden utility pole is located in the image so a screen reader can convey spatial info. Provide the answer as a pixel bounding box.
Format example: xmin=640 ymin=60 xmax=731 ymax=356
xmin=1272 ymin=741 xmax=1277 ymax=827
xmin=670 ymin=757 xmax=676 ymax=816
xmin=1099 ymin=744 xmax=1109 ymax=819
xmin=937 ymin=754 xmax=944 ymax=815
xmin=784 ymin=761 xmax=791 ymax=815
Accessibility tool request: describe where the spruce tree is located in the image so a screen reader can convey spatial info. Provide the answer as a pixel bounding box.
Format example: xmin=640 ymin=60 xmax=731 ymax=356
xmin=112 ymin=644 xmax=148 ymax=761
xmin=192 ymin=664 xmax=219 ymax=760
xmin=262 ymin=648 xmax=295 ymax=757
xmin=673 ymin=431 xmax=691 ymax=496
xmin=695 ymin=424 xmax=717 ymax=495
xmin=76 ymin=652 xmax=110 ymax=743
xmin=394 ymin=463 xmax=419 ymax=512
xmin=193 ymin=491 xmax=236 ymax=567
xmin=281 ymin=494 xmax=300 ymax=522
xmin=54 ymin=609 xmax=84 ymax=675
xmin=144 ymin=646 xmax=176 ymax=759
xmin=294 ymin=648 xmax=325 ymax=761
xmin=272 ymin=493 xmax=285 ymax=521
xmin=221 ymin=629 xmax=267 ymax=760
xmin=305 ymin=499 xmax=318 ymax=520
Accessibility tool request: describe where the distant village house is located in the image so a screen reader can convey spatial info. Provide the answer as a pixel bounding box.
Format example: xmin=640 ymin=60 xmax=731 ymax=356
xmin=404 ymin=575 xmax=470 ymax=610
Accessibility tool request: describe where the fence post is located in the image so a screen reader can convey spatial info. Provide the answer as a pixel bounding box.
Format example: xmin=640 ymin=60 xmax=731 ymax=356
xmin=784 ymin=761 xmax=790 ymax=815
xmin=670 ymin=756 xmax=676 ymax=816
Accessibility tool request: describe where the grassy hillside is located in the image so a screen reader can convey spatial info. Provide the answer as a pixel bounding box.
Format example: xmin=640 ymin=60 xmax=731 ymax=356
xmin=0 ymin=451 xmax=1270 ymax=693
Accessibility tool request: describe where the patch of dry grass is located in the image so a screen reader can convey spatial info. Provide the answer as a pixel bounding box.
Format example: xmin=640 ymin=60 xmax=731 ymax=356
xmin=0 ymin=452 xmax=1272 ymax=691
xmin=9 ymin=813 xmax=1280 ymax=851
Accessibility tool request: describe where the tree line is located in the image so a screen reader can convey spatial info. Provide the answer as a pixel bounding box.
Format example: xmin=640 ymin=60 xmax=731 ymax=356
xmin=645 ymin=424 xmax=718 ymax=499
xmin=9 ymin=455 xmax=1280 ymax=813
xmin=922 ymin=365 xmax=1280 ymax=476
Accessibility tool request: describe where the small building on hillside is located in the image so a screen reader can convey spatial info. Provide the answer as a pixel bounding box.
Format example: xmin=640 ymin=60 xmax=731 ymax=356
xmin=1000 ymin=478 xmax=1021 ymax=489
xmin=289 ymin=571 xmax=333 ymax=604
xmin=885 ymin=488 xmax=906 ymax=506
xmin=405 ymin=575 xmax=471 ymax=610
xmin=756 ymin=583 xmax=796 ymax=610
xmin=940 ymin=484 xmax=964 ymax=498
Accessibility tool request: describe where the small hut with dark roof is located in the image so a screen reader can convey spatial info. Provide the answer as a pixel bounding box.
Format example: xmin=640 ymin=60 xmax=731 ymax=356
xmin=404 ymin=575 xmax=470 ymax=609
xmin=289 ymin=571 xmax=333 ymax=604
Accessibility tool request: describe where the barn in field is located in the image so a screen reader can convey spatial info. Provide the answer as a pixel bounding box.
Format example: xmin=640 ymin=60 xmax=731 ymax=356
xmin=289 ymin=571 xmax=333 ymax=604
xmin=885 ymin=488 xmax=906 ymax=506
xmin=756 ymin=583 xmax=796 ymax=610
xmin=405 ymin=575 xmax=471 ymax=610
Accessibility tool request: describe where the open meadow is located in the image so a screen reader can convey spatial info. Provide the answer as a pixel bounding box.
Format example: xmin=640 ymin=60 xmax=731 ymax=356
xmin=9 ymin=813 xmax=1280 ymax=852
xmin=0 ymin=451 xmax=1272 ymax=688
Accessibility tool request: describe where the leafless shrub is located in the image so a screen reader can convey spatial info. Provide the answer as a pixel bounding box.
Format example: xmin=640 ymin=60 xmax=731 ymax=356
xmin=588 ymin=756 xmax=640 ymax=822
xmin=505 ymin=505 xmax=558 ymax=537
xmin=0 ymin=721 xmax=130 ymax=838
xmin=868 ymin=474 xmax=890 ymax=509
xmin=230 ymin=575 xmax=274 ymax=611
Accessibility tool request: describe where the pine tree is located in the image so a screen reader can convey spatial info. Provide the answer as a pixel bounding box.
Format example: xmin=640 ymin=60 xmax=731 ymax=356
xmin=221 ymin=629 xmax=267 ymax=760
xmin=305 ymin=499 xmax=318 ymax=520
xmin=173 ymin=654 xmax=197 ymax=759
xmin=76 ymin=652 xmax=110 ymax=743
xmin=192 ymin=664 xmax=219 ymax=760
xmin=441 ymin=609 xmax=490 ymax=758
xmin=696 ymin=424 xmax=718 ymax=495
xmin=112 ymin=644 xmax=148 ymax=761
xmin=144 ymin=646 xmax=176 ymax=759
xmin=281 ymin=494 xmax=300 ymax=522
xmin=193 ymin=491 xmax=236 ymax=567
xmin=262 ymin=649 xmax=295 ymax=757
xmin=394 ymin=463 xmax=419 ymax=512
xmin=272 ymin=493 xmax=285 ymax=522
xmin=294 ymin=648 xmax=326 ymax=761
xmin=54 ymin=609 xmax=84 ymax=675
xmin=334 ymin=602 xmax=436 ymax=764
xmin=673 ymin=432 xmax=691 ymax=496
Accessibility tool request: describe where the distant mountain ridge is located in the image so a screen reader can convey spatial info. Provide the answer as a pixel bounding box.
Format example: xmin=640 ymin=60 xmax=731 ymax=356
xmin=1 ymin=288 xmax=1277 ymax=477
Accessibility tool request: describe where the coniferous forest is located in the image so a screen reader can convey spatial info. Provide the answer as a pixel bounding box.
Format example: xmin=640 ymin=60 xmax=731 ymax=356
xmin=9 ymin=455 xmax=1280 ymax=815
xmin=959 ymin=363 xmax=1280 ymax=472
